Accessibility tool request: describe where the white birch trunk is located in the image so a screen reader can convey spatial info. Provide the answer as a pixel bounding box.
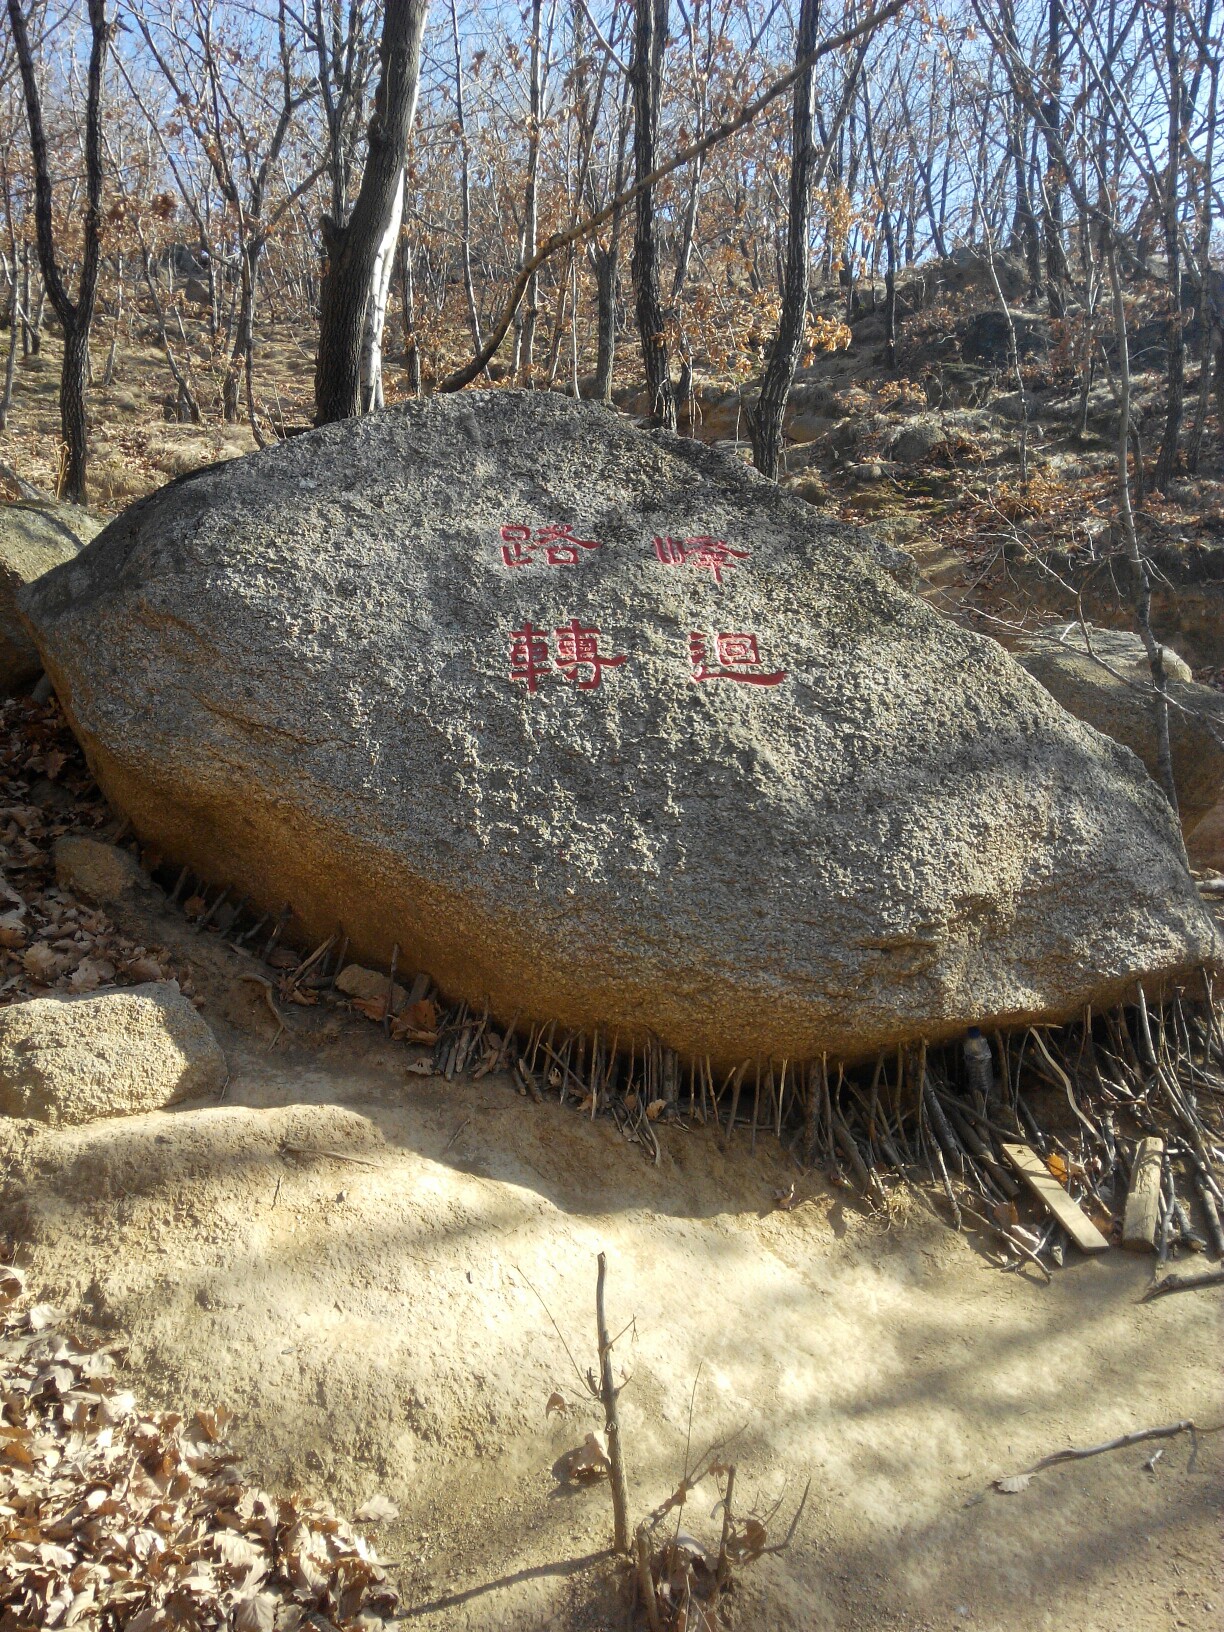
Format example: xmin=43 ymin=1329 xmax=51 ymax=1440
xmin=360 ymin=167 xmax=405 ymax=413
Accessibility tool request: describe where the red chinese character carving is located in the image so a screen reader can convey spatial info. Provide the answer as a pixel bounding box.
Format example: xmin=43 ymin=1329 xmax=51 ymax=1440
xmin=499 ymin=523 xmax=601 ymax=567
xmin=653 ymin=534 xmax=750 ymax=584
xmin=689 ymin=631 xmax=788 ymax=686
xmin=653 ymin=535 xmax=687 ymax=566
xmin=535 ymin=523 xmax=601 ymax=565
xmin=509 ymin=622 xmax=552 ymax=692
xmin=554 ymin=619 xmax=627 ymax=690
xmin=500 ymin=525 xmax=535 ymax=568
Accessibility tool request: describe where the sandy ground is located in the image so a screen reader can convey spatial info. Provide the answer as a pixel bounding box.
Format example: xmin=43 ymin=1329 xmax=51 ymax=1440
xmin=0 ymin=896 xmax=1221 ymax=1632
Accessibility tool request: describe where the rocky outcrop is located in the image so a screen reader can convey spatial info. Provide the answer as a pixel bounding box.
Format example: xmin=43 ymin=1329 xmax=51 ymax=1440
xmin=1017 ymin=625 xmax=1224 ymax=831
xmin=0 ymin=502 xmax=102 ymax=692
xmin=20 ymin=391 xmax=1220 ymax=1065
xmin=0 ymin=982 xmax=225 ymax=1125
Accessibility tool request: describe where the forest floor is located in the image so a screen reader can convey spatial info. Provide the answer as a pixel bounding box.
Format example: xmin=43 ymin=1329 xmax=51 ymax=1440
xmin=1 ymin=265 xmax=1224 ymax=1630
xmin=2 ymin=864 xmax=1221 ymax=1632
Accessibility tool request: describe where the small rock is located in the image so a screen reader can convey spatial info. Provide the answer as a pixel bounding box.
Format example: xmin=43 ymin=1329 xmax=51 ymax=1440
xmin=335 ymin=962 xmax=409 ymax=1014
xmin=0 ymin=981 xmax=226 ymax=1126
xmin=781 ymin=471 xmax=829 ymax=505
xmin=991 ymin=391 xmax=1040 ymax=422
xmin=888 ymin=418 xmax=946 ymax=464
xmin=54 ymin=835 xmax=146 ymax=905
xmin=960 ymin=309 xmax=1050 ymax=365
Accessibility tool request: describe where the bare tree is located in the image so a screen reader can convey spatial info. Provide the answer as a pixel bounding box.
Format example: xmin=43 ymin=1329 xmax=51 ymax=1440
xmin=749 ymin=0 xmax=823 ymax=477
xmin=630 ymin=0 xmax=675 ymax=428
xmin=6 ymin=0 xmax=108 ymax=502
xmin=315 ymin=0 xmax=429 ymax=424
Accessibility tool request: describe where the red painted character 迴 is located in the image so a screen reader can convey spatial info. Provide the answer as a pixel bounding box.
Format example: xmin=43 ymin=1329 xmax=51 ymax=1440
xmin=688 ymin=631 xmax=788 ymax=686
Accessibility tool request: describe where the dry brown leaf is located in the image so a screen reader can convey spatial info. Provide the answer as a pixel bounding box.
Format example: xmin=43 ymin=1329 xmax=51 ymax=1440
xmin=545 ymin=1391 xmax=570 ymax=1417
xmin=995 ymin=1472 xmax=1033 ymax=1494
xmin=234 ymin=1592 xmax=278 ymax=1631
xmin=561 ymin=1431 xmax=610 ymax=1483
xmin=407 ymin=998 xmax=437 ymax=1030
xmin=0 ymin=1264 xmax=26 ymax=1303
xmin=351 ymin=995 xmax=387 ymax=1023
xmin=646 ymin=1099 xmax=666 ymax=1121
xmin=22 ymin=942 xmax=63 ymax=983
xmin=69 ymin=957 xmax=116 ymax=992
xmin=354 ymin=1493 xmax=399 ymax=1524
xmin=1045 ymin=1154 xmax=1069 ymax=1185
xmin=726 ymin=1516 xmax=768 ymax=1562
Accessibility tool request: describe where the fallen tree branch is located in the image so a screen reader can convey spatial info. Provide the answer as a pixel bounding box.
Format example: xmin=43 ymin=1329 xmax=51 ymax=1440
xmin=977 ymin=1419 xmax=1224 ymax=1499
xmin=278 ymin=1142 xmax=384 ymax=1169
xmin=1141 ymin=1268 xmax=1224 ymax=1302
xmin=1019 ymin=1420 xmax=1212 ymax=1474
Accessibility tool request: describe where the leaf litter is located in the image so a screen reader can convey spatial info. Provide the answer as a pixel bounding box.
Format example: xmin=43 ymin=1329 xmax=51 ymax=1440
xmin=0 ymin=699 xmax=176 ymax=1008
xmin=0 ymin=1281 xmax=398 ymax=1631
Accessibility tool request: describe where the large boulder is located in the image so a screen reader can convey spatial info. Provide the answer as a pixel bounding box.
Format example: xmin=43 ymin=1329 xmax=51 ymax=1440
xmin=960 ymin=310 xmax=1050 ymax=366
xmin=1017 ymin=625 xmax=1224 ymax=832
xmin=0 ymin=501 xmax=103 ymax=692
xmin=19 ymin=392 xmax=1220 ymax=1065
xmin=0 ymin=982 xmax=225 ymax=1125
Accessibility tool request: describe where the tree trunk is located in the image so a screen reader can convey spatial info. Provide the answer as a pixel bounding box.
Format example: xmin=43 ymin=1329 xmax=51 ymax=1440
xmin=7 ymin=0 xmax=107 ymax=502
xmin=630 ymin=0 xmax=675 ymax=428
xmin=519 ymin=0 xmax=545 ymax=383
xmin=59 ymin=318 xmax=90 ymax=503
xmin=1001 ymin=0 xmax=1040 ymax=294
xmin=1155 ymin=0 xmax=1184 ymax=491
xmin=1105 ymin=231 xmax=1178 ymax=818
xmin=450 ymin=0 xmax=482 ymax=359
xmin=0 ymin=280 xmax=17 ymax=430
xmin=750 ymin=0 xmax=822 ymax=478
xmin=223 ymin=242 xmax=259 ymax=423
xmin=1041 ymin=0 xmax=1068 ymax=317
xmin=591 ymin=85 xmax=631 ymax=405
xmin=593 ymin=242 xmax=618 ymax=403
xmin=315 ymin=0 xmax=429 ymax=426
xmin=360 ymin=168 xmax=404 ymax=412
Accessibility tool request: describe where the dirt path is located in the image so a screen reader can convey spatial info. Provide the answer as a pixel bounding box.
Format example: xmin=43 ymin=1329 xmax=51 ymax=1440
xmin=2 ymin=971 xmax=1221 ymax=1632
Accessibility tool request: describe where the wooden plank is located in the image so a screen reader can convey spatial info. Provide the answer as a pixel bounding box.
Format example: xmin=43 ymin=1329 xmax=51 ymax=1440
xmin=1001 ymin=1143 xmax=1111 ymax=1253
xmin=1122 ymin=1137 xmax=1165 ymax=1253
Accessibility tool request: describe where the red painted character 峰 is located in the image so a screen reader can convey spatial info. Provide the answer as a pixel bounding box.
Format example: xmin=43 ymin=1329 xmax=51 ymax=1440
xmin=509 ymin=620 xmax=627 ymax=692
xmin=500 ymin=523 xmax=602 ymax=568
xmin=653 ymin=534 xmax=750 ymax=584
xmin=688 ymin=631 xmax=788 ymax=686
